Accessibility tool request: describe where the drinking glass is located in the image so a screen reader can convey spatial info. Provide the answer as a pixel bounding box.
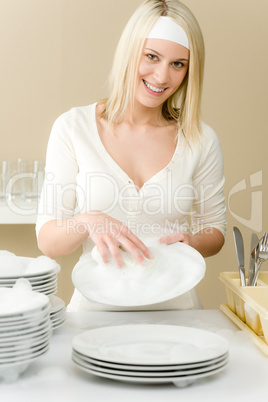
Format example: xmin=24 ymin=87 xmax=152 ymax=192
xmin=23 ymin=160 xmax=45 ymax=201
xmin=0 ymin=161 xmax=14 ymax=201
xmin=10 ymin=159 xmax=28 ymax=200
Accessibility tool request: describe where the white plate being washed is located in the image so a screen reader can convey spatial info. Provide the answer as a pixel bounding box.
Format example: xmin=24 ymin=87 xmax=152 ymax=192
xmin=72 ymin=238 xmax=205 ymax=307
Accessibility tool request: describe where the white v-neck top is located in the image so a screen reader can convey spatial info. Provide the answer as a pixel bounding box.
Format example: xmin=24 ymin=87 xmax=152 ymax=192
xmin=36 ymin=103 xmax=226 ymax=311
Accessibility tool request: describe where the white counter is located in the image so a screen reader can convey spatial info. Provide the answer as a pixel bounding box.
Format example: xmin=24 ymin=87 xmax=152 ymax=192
xmin=1 ymin=309 xmax=267 ymax=402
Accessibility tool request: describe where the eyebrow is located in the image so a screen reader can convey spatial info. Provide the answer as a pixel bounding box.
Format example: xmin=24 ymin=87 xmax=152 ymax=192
xmin=145 ymin=47 xmax=189 ymax=62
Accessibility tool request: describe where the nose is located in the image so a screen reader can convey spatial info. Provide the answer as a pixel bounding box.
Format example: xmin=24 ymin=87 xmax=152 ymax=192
xmin=153 ymin=62 xmax=169 ymax=85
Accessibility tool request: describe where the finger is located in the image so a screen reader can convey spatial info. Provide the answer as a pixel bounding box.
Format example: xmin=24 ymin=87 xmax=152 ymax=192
xmin=117 ymin=236 xmax=145 ymax=264
xmin=113 ymin=224 xmax=151 ymax=259
xmin=93 ymin=238 xmax=110 ymax=264
xmin=123 ymin=230 xmax=151 ymax=259
xmin=104 ymin=235 xmax=124 ymax=268
xmin=159 ymin=232 xmax=185 ymax=245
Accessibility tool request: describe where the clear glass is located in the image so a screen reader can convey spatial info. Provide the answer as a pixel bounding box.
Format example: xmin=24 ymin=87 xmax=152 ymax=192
xmin=23 ymin=160 xmax=45 ymax=201
xmin=0 ymin=161 xmax=14 ymax=201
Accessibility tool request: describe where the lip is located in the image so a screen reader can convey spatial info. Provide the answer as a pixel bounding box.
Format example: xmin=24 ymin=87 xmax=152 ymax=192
xmin=142 ymin=80 xmax=167 ymax=97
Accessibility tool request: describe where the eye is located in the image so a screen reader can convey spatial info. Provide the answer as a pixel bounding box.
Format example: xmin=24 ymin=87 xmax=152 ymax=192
xmin=172 ymin=61 xmax=184 ymax=68
xmin=147 ymin=53 xmax=158 ymax=61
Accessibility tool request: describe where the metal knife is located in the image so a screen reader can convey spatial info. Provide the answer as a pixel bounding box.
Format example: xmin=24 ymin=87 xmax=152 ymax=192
xmin=233 ymin=227 xmax=246 ymax=286
xmin=248 ymin=233 xmax=259 ymax=286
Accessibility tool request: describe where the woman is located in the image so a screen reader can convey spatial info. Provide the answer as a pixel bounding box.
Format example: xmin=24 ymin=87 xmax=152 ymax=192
xmin=36 ymin=0 xmax=226 ymax=311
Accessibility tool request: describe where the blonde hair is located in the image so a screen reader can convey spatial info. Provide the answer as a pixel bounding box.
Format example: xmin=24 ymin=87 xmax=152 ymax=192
xmin=102 ymin=0 xmax=205 ymax=143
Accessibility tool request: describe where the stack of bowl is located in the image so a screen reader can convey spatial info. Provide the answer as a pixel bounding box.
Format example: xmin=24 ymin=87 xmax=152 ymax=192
xmin=0 ymin=279 xmax=52 ymax=381
xmin=0 ymin=251 xmax=65 ymax=330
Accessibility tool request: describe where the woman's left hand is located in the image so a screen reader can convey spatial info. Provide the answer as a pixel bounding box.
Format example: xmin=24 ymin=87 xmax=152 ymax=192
xmin=159 ymin=231 xmax=192 ymax=247
xmin=159 ymin=228 xmax=225 ymax=258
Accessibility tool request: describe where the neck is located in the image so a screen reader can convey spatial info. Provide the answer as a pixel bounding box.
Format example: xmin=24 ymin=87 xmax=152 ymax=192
xmin=122 ymin=102 xmax=166 ymax=127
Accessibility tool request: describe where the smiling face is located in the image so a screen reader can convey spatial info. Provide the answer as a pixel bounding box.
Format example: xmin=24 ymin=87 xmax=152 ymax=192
xmin=135 ymin=38 xmax=189 ymax=112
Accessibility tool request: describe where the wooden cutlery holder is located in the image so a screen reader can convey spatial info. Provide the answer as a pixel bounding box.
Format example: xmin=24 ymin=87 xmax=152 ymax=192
xmin=220 ymin=271 xmax=268 ymax=353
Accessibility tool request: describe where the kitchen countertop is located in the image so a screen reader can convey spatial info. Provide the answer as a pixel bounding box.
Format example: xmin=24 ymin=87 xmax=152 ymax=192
xmin=0 ymin=199 xmax=37 ymax=224
xmin=1 ymin=309 xmax=267 ymax=401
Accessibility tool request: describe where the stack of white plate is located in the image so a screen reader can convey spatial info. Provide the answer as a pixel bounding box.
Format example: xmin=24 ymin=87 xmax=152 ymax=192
xmin=72 ymin=324 xmax=229 ymax=387
xmin=0 ymin=279 xmax=52 ymax=382
xmin=0 ymin=253 xmax=60 ymax=296
xmin=0 ymin=252 xmax=66 ymax=330
xmin=49 ymin=295 xmax=66 ymax=330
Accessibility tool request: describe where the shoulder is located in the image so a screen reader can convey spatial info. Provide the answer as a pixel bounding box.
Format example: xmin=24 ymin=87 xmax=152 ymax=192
xmin=52 ymin=103 xmax=96 ymax=130
xmin=49 ymin=103 xmax=97 ymax=148
xmin=194 ymin=121 xmax=223 ymax=160
xmin=186 ymin=122 xmax=223 ymax=173
xmin=196 ymin=123 xmax=224 ymax=174
xmin=200 ymin=122 xmax=221 ymax=147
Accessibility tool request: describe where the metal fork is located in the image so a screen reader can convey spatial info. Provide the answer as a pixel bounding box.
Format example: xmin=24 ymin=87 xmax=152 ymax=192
xmin=251 ymin=232 xmax=268 ymax=286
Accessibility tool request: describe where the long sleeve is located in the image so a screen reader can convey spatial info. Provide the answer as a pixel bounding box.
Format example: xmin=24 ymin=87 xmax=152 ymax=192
xmin=190 ymin=123 xmax=226 ymax=237
xmin=36 ymin=109 xmax=78 ymax=239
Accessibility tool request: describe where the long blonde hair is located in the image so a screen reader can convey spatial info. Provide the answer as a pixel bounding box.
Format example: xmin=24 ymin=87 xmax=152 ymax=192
xmin=102 ymin=0 xmax=205 ymax=143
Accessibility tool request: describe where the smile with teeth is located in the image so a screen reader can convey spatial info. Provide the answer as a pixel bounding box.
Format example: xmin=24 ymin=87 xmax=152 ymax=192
xmin=143 ymin=80 xmax=166 ymax=93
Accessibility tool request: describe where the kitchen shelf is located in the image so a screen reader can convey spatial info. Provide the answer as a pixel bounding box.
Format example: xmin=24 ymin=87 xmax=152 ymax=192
xmin=0 ymin=199 xmax=37 ymax=224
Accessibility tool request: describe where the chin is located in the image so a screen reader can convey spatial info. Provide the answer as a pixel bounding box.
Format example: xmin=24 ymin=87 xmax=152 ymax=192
xmin=136 ymin=95 xmax=166 ymax=109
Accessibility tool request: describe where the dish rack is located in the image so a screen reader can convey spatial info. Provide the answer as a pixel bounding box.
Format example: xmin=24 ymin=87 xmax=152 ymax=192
xmin=220 ymin=271 xmax=268 ymax=354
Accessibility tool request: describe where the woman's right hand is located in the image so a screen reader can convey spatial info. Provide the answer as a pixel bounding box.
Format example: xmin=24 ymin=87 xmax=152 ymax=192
xmin=80 ymin=210 xmax=151 ymax=267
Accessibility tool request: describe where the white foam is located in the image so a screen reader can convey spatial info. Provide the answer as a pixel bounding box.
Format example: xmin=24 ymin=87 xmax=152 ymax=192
xmin=27 ymin=256 xmax=61 ymax=275
xmin=0 ymin=252 xmax=60 ymax=277
xmin=0 ymin=279 xmax=49 ymax=316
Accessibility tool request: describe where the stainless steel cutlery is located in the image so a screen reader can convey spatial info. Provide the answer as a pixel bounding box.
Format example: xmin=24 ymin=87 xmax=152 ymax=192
xmin=251 ymin=232 xmax=268 ymax=286
xmin=248 ymin=233 xmax=259 ymax=286
xmin=233 ymin=228 xmax=268 ymax=286
xmin=233 ymin=227 xmax=246 ymax=286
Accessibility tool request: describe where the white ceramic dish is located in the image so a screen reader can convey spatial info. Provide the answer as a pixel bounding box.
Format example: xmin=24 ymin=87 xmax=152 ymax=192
xmin=0 ymin=304 xmax=50 ymax=323
xmin=73 ymin=360 xmax=228 ymax=387
xmin=0 ymin=304 xmax=50 ymax=324
xmin=0 ymin=332 xmax=51 ymax=353
xmin=50 ymin=311 xmax=65 ymax=321
xmin=32 ymin=283 xmax=57 ymax=292
xmin=0 ymin=313 xmax=50 ymax=332
xmin=0 ymin=285 xmax=50 ymax=317
xmin=42 ymin=287 xmax=58 ymax=296
xmin=50 ymin=310 xmax=65 ymax=319
xmin=72 ymin=356 xmax=228 ymax=378
xmin=0 ymin=324 xmax=52 ymax=346
xmin=0 ymin=276 xmax=53 ymax=381
xmin=51 ymin=319 xmax=65 ymax=330
xmin=33 ymin=278 xmax=57 ymax=287
xmin=0 ymin=319 xmax=50 ymax=339
xmin=0 ymin=342 xmax=50 ymax=364
xmin=72 ymin=349 xmax=229 ymax=371
xmin=49 ymin=295 xmax=65 ymax=313
xmin=0 ymin=273 xmax=57 ymax=285
xmin=72 ymin=238 xmax=206 ymax=307
xmin=72 ymin=352 xmax=229 ymax=377
xmin=72 ymin=324 xmax=229 ymax=366
xmin=0 ymin=339 xmax=50 ymax=360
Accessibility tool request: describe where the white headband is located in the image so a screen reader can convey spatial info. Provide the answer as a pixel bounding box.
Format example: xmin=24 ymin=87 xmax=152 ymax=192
xmin=146 ymin=16 xmax=189 ymax=50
